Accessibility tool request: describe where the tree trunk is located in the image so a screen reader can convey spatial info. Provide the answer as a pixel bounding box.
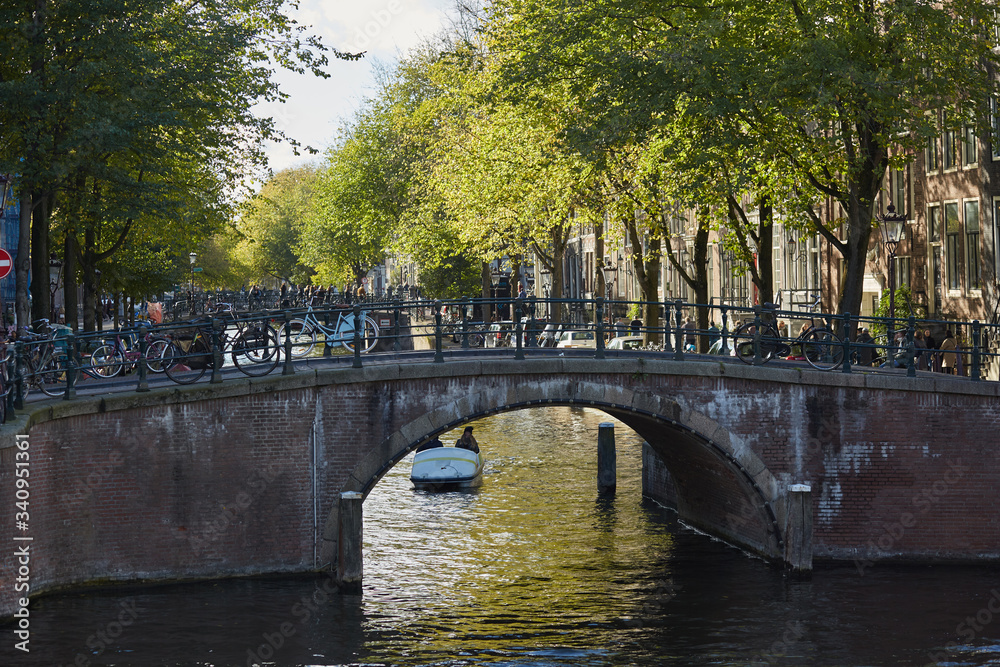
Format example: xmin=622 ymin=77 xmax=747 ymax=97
xmin=756 ymin=199 xmax=774 ymax=307
xmin=15 ymin=190 xmax=31 ymax=331
xmin=63 ymin=231 xmax=78 ymax=330
xmin=480 ymin=261 xmax=491 ymax=300
xmin=623 ymin=216 xmax=662 ymax=344
xmin=550 ymin=225 xmax=568 ymax=323
xmin=30 ymin=192 xmax=50 ymax=324
xmin=692 ymin=223 xmax=711 ymax=352
xmin=82 ymin=225 xmax=98 ymax=332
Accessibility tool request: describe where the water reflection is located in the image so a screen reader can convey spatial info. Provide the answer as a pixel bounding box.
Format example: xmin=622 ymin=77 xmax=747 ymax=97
xmin=2 ymin=406 xmax=999 ymax=666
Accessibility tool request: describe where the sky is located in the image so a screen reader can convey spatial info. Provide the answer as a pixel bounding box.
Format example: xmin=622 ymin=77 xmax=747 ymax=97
xmin=255 ymin=0 xmax=459 ymax=176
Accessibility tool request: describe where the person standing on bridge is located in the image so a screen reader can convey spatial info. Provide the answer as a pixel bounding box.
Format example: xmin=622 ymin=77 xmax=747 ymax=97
xmin=455 ymin=426 xmax=479 ymax=454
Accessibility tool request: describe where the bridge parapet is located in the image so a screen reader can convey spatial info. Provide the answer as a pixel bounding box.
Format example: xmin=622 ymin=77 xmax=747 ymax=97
xmin=1 ymin=357 xmax=998 ymax=619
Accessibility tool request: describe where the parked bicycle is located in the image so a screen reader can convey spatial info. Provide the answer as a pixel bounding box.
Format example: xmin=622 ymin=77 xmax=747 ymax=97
xmin=162 ymin=306 xmax=280 ymax=384
xmin=278 ymin=305 xmax=380 ymax=358
xmin=89 ymin=329 xmax=172 ymax=377
xmin=732 ymin=298 xmax=844 ymax=370
xmin=19 ymin=320 xmax=73 ymax=397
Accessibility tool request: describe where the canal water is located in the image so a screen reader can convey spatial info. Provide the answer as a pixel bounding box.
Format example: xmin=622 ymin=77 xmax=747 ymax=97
xmin=3 ymin=406 xmax=1000 ymax=666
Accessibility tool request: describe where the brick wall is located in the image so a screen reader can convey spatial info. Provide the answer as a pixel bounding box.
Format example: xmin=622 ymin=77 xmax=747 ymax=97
xmin=1 ymin=358 xmax=998 ymax=618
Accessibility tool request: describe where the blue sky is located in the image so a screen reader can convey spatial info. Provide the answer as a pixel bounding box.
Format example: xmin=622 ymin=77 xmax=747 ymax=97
xmin=256 ymin=0 xmax=457 ymax=175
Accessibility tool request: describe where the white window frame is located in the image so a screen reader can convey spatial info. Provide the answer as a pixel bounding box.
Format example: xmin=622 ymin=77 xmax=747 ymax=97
xmin=964 ymin=198 xmax=982 ymax=293
xmin=944 ymin=199 xmax=962 ymax=294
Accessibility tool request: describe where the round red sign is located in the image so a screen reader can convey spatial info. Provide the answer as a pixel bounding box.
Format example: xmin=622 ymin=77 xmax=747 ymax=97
xmin=0 ymin=249 xmax=12 ymax=279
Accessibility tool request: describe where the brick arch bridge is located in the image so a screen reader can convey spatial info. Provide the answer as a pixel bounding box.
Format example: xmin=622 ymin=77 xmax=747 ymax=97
xmin=329 ymin=379 xmax=788 ymax=569
xmin=1 ymin=357 xmax=998 ymax=616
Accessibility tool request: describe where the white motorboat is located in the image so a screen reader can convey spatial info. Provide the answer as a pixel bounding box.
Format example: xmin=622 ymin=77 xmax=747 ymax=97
xmin=410 ymin=446 xmax=484 ymax=491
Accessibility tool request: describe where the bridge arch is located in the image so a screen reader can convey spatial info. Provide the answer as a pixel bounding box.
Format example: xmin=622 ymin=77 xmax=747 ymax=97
xmin=322 ymin=382 xmax=786 ymax=570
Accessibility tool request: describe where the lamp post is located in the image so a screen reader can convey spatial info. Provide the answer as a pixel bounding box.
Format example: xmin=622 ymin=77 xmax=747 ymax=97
xmin=602 ymin=260 xmax=618 ymax=326
xmin=189 ymin=252 xmax=197 ymax=312
xmin=539 ymin=267 xmax=552 ymax=318
xmin=877 ymin=203 xmax=907 ymax=332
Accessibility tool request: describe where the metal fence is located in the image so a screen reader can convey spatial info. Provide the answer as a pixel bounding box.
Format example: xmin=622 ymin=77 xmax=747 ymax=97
xmin=1 ymin=296 xmax=995 ymax=421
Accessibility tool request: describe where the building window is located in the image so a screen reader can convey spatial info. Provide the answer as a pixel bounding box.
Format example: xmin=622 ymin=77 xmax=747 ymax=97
xmin=928 ymin=204 xmax=941 ymax=243
xmin=894 ymin=256 xmax=911 ymax=289
xmin=943 ymin=120 xmax=959 ymax=170
xmin=964 ymin=122 xmax=978 ymax=166
xmin=926 ymin=129 xmax=940 ymax=172
xmin=993 ymin=97 xmax=1000 ymax=161
xmin=945 ymin=202 xmax=961 ymax=290
xmin=965 ymin=199 xmax=981 ymax=290
xmin=891 ymin=167 xmax=907 ymax=213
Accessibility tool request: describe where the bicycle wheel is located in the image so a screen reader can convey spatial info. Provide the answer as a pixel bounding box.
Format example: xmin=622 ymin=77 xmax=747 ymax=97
xmin=801 ymin=328 xmax=845 ymax=370
xmin=145 ymin=338 xmax=170 ymax=373
xmin=342 ymin=316 xmax=381 ymax=354
xmin=277 ymin=319 xmax=316 ymax=357
xmin=232 ymin=325 xmax=280 ymax=377
xmin=163 ymin=341 xmax=207 ymax=384
xmin=38 ymin=354 xmax=68 ymax=397
xmin=732 ymin=322 xmax=779 ymax=365
xmin=90 ymin=345 xmax=124 ymax=378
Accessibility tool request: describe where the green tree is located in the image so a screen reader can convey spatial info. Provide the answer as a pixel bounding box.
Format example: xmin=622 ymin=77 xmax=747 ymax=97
xmin=0 ymin=0 xmax=353 ymax=328
xmin=486 ymin=0 xmax=1000 ymax=318
xmin=236 ymin=166 xmax=318 ymax=285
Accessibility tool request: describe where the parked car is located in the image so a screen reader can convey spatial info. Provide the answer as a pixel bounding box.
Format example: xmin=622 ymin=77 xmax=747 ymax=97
xmin=555 ymin=330 xmax=596 ymax=349
xmin=607 ymin=335 xmax=644 ymax=351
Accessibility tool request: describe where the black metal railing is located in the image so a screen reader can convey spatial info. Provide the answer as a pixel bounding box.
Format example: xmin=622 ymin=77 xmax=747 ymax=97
xmin=2 ymin=296 xmax=995 ymax=420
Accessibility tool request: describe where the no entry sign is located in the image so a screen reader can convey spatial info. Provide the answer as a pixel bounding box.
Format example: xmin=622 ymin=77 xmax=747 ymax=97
xmin=0 ymin=249 xmax=11 ymax=279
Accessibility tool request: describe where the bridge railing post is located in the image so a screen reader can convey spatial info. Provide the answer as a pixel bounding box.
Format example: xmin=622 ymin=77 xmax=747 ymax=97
xmin=752 ymin=306 xmax=763 ymax=366
xmin=840 ymin=312 xmax=852 ymax=374
xmin=972 ymin=320 xmax=982 ymax=381
xmin=662 ymin=299 xmax=673 ymax=353
xmin=673 ymin=300 xmax=684 ymax=361
xmin=352 ymin=305 xmax=363 ymax=369
xmin=905 ymin=316 xmax=916 ymax=378
xmin=595 ymin=297 xmax=606 ymax=359
xmin=282 ymin=311 xmax=295 ymax=375
xmin=720 ymin=305 xmax=730 ymax=356
xmin=136 ymin=324 xmax=150 ymax=392
xmin=64 ymin=330 xmax=77 ymax=400
xmin=433 ymin=300 xmax=444 ymax=363
xmin=14 ymin=341 xmax=25 ymax=410
xmin=210 ymin=317 xmax=224 ymax=384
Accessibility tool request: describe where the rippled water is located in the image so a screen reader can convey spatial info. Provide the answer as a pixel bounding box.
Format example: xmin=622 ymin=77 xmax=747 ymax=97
xmin=3 ymin=407 xmax=1000 ymax=666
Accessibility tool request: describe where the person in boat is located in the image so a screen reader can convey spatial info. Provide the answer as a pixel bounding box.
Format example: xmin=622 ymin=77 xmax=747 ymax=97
xmin=416 ymin=437 xmax=442 ymax=453
xmin=455 ymin=426 xmax=479 ymax=454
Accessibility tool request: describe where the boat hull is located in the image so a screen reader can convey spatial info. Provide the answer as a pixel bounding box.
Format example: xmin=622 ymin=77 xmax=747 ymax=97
xmin=410 ymin=447 xmax=483 ymax=491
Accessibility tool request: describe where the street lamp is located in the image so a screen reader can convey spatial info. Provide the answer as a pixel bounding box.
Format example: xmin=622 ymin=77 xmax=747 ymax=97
xmin=188 ymin=252 xmax=197 ymax=308
xmin=539 ymin=267 xmax=552 ymax=318
xmin=877 ymin=203 xmax=907 ymax=331
xmin=602 ymin=260 xmax=618 ymax=326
